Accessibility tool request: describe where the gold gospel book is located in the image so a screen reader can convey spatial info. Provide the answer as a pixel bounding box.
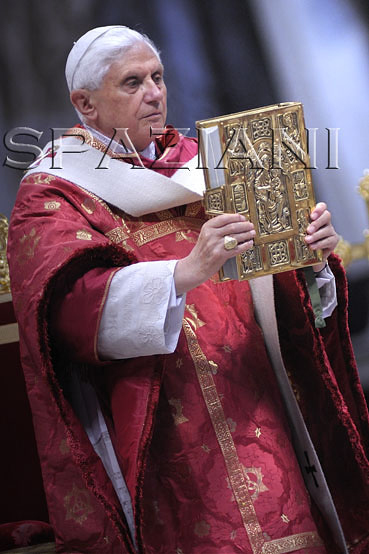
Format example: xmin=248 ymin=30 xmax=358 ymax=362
xmin=196 ymin=102 xmax=322 ymax=281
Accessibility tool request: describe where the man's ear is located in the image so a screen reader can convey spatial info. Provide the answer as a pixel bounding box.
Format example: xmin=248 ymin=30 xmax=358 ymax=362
xmin=70 ymin=89 xmax=97 ymax=122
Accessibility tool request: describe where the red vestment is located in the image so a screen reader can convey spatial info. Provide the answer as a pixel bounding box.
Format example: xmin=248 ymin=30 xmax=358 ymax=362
xmin=7 ymin=129 xmax=369 ymax=553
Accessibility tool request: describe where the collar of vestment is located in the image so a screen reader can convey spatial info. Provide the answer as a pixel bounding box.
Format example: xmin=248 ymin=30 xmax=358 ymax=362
xmin=24 ymin=126 xmax=205 ymax=217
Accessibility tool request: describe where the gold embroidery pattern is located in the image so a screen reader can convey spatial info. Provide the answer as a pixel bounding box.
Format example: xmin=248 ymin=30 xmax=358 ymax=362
xmin=243 ymin=467 xmax=269 ymax=501
xmin=81 ymin=197 xmax=96 ymax=215
xmin=169 ymin=398 xmax=189 ymax=426
xmin=106 ymin=227 xmax=130 ymax=244
xmin=185 ymin=201 xmax=203 ymax=217
xmin=261 ymin=532 xmax=323 ymax=553
xmin=183 ymin=318 xmax=265 ymax=553
xmin=79 ymin=188 xmax=119 ymax=221
xmin=183 ymin=319 xmax=323 ymax=554
xmin=156 ymin=209 xmax=173 ymax=221
xmin=31 ymin=173 xmax=55 ymax=185
xmin=44 ymin=200 xmax=61 ymax=210
xmin=194 ymin=520 xmax=211 ymax=537
xmin=208 ymin=360 xmax=218 ymax=374
xmin=175 ymin=230 xmax=197 ymax=243
xmin=0 ymin=214 xmax=11 ymax=294
xmin=185 ymin=304 xmax=206 ymax=331
xmin=131 ymin=218 xmax=202 ymax=247
xmin=64 ymin=483 xmax=94 ymax=525
xmin=17 ymin=227 xmax=41 ymax=264
xmin=76 ymin=230 xmax=92 ymax=241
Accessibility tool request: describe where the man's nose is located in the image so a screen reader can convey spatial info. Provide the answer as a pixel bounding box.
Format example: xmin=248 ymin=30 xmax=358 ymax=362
xmin=143 ymin=79 xmax=164 ymax=102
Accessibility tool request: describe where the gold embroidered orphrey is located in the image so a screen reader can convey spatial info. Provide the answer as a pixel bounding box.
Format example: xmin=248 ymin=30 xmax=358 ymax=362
xmin=182 ymin=318 xmax=324 ymax=554
xmin=0 ymin=214 xmax=11 ymax=294
xmin=196 ymin=102 xmax=322 ymax=281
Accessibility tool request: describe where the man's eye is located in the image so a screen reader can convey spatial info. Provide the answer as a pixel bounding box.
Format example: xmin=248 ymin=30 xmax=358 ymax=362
xmin=153 ymin=73 xmax=163 ymax=85
xmin=125 ymin=78 xmax=139 ymax=88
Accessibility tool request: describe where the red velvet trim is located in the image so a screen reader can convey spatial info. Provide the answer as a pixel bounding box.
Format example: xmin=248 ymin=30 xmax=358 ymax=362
xmin=322 ymin=256 xmax=369 ymax=443
xmin=134 ymin=358 xmax=165 ymax=551
xmin=294 ymin=257 xmax=369 ymax=468
xmin=274 ymin=255 xmax=369 ymax=543
xmin=36 ymin=244 xmax=137 ymax=553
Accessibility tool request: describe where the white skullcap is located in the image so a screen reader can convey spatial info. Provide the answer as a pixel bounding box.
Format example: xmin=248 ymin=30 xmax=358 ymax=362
xmin=65 ymin=25 xmax=125 ymax=92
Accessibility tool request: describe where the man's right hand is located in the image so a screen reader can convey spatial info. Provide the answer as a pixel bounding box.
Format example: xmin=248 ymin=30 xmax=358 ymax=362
xmin=174 ymin=213 xmax=255 ymax=295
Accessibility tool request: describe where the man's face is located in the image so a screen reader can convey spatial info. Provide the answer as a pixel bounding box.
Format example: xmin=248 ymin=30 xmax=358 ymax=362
xmin=89 ymin=42 xmax=167 ymax=151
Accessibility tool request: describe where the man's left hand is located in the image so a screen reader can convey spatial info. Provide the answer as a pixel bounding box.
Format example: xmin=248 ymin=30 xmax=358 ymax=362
xmin=304 ymin=202 xmax=339 ymax=272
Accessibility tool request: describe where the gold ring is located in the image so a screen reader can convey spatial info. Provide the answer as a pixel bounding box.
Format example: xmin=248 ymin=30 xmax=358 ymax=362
xmin=224 ymin=235 xmax=238 ymax=251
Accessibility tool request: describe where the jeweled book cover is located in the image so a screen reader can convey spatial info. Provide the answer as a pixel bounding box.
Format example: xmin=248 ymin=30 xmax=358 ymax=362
xmin=196 ymin=102 xmax=322 ymax=281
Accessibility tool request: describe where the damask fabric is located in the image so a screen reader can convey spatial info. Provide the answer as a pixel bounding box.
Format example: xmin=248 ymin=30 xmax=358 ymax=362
xmin=7 ymin=130 xmax=369 ymax=553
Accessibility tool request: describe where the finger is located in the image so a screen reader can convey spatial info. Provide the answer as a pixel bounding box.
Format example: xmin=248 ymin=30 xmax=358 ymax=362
xmin=305 ymin=224 xmax=333 ymax=244
xmin=310 ymin=202 xmax=327 ymax=221
xmin=209 ymin=213 xmax=248 ymax=228
xmin=219 ymin=220 xmax=255 ymax=236
xmin=306 ymin=234 xmax=338 ymax=251
xmin=307 ymin=210 xmax=331 ymax=234
xmin=232 ymin=230 xmax=257 ymax=244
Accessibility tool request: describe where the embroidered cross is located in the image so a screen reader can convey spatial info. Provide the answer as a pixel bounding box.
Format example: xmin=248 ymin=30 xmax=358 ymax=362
xmin=304 ymin=451 xmax=319 ymax=488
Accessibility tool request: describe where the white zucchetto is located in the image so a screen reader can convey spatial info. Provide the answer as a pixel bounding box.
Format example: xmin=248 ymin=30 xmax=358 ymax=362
xmin=65 ymin=25 xmax=125 ymax=92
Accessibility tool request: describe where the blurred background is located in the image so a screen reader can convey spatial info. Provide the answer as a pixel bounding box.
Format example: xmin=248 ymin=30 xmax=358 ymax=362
xmin=1 ymin=0 xmax=369 ymax=394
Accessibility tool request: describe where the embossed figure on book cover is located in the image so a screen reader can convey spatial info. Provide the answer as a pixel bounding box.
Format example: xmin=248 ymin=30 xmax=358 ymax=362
xmin=197 ymin=102 xmax=322 ymax=281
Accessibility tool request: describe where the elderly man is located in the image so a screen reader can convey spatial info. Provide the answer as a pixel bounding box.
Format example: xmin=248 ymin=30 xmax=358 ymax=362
xmin=7 ymin=25 xmax=369 ymax=554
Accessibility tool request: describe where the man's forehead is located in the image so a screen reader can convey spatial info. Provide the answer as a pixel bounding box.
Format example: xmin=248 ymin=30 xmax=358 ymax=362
xmin=109 ymin=44 xmax=163 ymax=76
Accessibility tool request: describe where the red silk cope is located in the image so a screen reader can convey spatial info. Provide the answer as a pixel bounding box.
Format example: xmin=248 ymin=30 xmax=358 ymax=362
xmin=7 ymin=129 xmax=369 ymax=553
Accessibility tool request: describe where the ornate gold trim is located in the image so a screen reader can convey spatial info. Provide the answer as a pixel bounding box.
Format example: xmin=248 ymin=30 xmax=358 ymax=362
xmin=106 ymin=227 xmax=130 ymax=244
xmin=0 ymin=214 xmax=11 ymax=294
xmin=262 ymin=531 xmax=323 ymax=553
xmin=183 ymin=318 xmax=264 ymax=552
xmin=182 ymin=318 xmax=323 ymax=554
xmin=79 ymin=187 xmax=119 ymax=222
xmin=131 ymin=217 xmax=203 ymax=247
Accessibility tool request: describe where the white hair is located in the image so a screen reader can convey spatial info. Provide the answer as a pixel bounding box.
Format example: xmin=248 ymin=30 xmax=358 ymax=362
xmin=68 ymin=26 xmax=161 ymax=93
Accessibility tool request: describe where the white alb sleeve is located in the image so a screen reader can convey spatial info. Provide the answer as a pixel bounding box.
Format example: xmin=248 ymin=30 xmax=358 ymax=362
xmin=97 ymin=260 xmax=186 ymax=360
xmin=315 ymin=264 xmax=337 ymax=318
